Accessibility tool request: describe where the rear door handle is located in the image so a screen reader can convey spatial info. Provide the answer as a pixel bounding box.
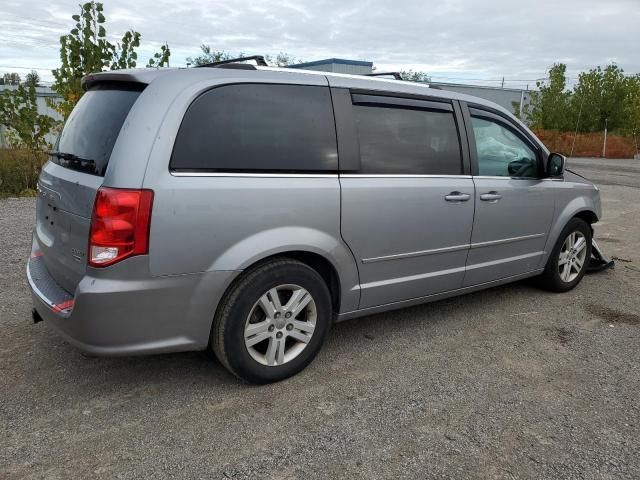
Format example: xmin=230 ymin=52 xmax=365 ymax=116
xmin=444 ymin=191 xmax=471 ymax=202
xmin=480 ymin=191 xmax=503 ymax=202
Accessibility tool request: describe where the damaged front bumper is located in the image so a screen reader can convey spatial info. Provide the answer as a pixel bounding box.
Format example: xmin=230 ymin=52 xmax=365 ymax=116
xmin=587 ymin=239 xmax=615 ymax=273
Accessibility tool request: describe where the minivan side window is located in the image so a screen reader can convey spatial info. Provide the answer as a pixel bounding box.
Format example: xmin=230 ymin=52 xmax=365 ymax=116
xmin=170 ymin=84 xmax=337 ymax=172
xmin=354 ymin=105 xmax=462 ymax=175
xmin=471 ymin=116 xmax=538 ymax=178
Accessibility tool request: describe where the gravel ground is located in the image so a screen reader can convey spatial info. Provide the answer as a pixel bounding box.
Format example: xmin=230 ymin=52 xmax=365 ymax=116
xmin=1 ymin=157 xmax=639 ymax=479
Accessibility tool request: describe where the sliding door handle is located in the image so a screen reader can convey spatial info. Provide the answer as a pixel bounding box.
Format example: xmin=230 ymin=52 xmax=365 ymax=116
xmin=444 ymin=191 xmax=471 ymax=202
xmin=480 ymin=191 xmax=503 ymax=202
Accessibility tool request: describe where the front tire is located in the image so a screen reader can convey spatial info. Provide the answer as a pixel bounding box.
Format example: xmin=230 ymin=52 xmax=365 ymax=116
xmin=211 ymin=258 xmax=332 ymax=384
xmin=539 ymin=218 xmax=592 ymax=292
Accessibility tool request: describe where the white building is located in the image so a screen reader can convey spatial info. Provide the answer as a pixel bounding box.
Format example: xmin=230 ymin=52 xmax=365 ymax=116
xmin=288 ymin=58 xmax=374 ymax=76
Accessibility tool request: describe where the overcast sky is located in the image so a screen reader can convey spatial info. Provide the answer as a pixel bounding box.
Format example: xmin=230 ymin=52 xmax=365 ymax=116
xmin=1 ymin=0 xmax=639 ymax=88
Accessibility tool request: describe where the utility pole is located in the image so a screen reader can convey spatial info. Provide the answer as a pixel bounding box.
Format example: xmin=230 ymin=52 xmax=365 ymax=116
xmin=501 ymin=77 xmax=504 ymax=89
xmin=602 ymin=118 xmax=608 ymax=158
xmin=519 ymin=89 xmax=525 ymax=119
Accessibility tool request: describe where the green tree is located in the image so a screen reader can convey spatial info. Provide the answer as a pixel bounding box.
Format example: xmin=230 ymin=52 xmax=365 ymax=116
xmin=186 ymin=46 xmax=303 ymax=67
xmin=147 ymin=43 xmax=171 ymax=68
xmin=186 ymin=45 xmax=232 ymax=66
xmin=24 ymin=71 xmax=40 ymax=87
xmin=400 ymin=70 xmax=431 ymax=83
xmin=51 ymin=2 xmax=171 ymax=119
xmin=265 ymin=52 xmax=303 ymax=67
xmin=1 ymin=73 xmax=21 ymax=86
xmin=624 ymin=75 xmax=640 ymax=152
xmin=526 ymin=63 xmax=572 ymax=130
xmin=571 ymin=64 xmax=631 ymax=133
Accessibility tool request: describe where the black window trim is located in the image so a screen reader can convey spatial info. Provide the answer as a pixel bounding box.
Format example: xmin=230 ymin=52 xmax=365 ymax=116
xmin=339 ymin=90 xmax=469 ymax=176
xmin=351 ymin=93 xmax=454 ymax=113
xmin=330 ymin=88 xmax=360 ymax=172
xmin=462 ymin=102 xmax=544 ymax=179
xmin=349 ymin=88 xmax=454 ymax=105
xmin=169 ymin=82 xmax=339 ymax=175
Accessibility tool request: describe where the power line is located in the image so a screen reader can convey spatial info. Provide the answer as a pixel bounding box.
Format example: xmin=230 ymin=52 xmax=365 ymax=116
xmin=1 ymin=12 xmax=69 ymax=29
xmin=0 ymin=65 xmax=56 ymax=71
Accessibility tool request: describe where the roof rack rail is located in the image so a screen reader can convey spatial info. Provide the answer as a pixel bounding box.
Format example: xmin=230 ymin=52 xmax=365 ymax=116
xmin=365 ymin=72 xmax=404 ymax=81
xmin=196 ymin=55 xmax=269 ymax=69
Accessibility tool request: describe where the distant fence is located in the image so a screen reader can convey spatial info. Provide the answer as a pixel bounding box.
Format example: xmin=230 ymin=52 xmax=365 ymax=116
xmin=534 ymin=130 xmax=639 ymax=159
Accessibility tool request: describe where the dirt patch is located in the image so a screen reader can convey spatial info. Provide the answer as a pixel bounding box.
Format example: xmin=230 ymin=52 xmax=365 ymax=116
xmin=612 ymin=256 xmax=632 ymax=263
xmin=545 ymin=326 xmax=573 ymax=346
xmin=585 ymin=303 xmax=640 ymax=325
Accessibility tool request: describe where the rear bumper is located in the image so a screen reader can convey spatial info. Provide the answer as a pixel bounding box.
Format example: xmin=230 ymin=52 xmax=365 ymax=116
xmin=27 ymin=254 xmax=75 ymax=317
xmin=27 ymin=256 xmax=238 ymax=356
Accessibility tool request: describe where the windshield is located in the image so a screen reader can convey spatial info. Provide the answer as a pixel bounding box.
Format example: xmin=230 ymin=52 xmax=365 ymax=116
xmin=53 ymin=83 xmax=144 ymax=176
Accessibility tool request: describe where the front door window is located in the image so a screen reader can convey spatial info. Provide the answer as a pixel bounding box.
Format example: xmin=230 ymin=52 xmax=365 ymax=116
xmin=471 ymin=117 xmax=538 ymax=178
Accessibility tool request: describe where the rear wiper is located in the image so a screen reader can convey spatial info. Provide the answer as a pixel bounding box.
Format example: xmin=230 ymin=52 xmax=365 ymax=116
xmin=48 ymin=151 xmax=96 ymax=166
xmin=49 ymin=151 xmax=94 ymax=163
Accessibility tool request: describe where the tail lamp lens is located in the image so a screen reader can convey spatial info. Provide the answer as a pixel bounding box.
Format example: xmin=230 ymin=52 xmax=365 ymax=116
xmin=89 ymin=187 xmax=154 ymax=267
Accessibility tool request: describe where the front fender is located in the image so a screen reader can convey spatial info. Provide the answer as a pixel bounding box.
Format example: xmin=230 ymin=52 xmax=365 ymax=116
xmin=209 ymin=226 xmax=360 ymax=313
xmin=538 ymin=193 xmax=600 ymax=269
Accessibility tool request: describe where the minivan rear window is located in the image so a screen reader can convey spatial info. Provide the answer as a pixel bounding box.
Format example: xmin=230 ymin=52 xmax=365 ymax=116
xmin=170 ymin=84 xmax=338 ymax=172
xmin=53 ymin=83 xmax=144 ymax=176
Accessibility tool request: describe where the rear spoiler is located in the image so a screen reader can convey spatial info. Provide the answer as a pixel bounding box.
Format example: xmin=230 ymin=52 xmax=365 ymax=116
xmin=81 ymin=69 xmax=170 ymax=90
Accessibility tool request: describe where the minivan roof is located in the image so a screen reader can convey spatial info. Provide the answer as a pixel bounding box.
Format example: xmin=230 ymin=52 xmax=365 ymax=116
xmin=81 ymin=65 xmax=514 ymax=117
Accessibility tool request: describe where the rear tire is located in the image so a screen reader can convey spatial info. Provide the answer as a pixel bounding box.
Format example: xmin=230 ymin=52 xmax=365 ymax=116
xmin=211 ymin=258 xmax=332 ymax=384
xmin=539 ymin=218 xmax=592 ymax=292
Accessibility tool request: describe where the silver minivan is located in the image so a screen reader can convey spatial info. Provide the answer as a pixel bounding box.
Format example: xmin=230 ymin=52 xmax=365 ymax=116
xmin=28 ymin=61 xmax=601 ymax=383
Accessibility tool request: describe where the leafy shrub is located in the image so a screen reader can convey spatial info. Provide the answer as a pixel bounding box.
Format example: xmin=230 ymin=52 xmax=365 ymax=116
xmin=0 ymin=84 xmax=55 ymax=151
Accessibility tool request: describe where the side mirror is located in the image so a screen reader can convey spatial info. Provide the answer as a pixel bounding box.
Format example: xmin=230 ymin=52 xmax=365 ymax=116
xmin=547 ymin=153 xmax=565 ymax=177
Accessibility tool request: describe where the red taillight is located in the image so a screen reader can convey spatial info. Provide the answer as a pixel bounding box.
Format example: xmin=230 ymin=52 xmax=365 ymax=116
xmin=88 ymin=187 xmax=154 ymax=267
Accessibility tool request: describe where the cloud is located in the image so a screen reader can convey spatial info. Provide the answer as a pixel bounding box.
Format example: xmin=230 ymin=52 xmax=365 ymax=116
xmin=1 ymin=0 xmax=638 ymax=87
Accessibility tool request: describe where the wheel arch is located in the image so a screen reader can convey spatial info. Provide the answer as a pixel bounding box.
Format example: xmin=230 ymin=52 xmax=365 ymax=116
xmin=281 ymin=251 xmax=342 ymax=315
xmin=539 ymin=199 xmax=599 ymax=269
xmin=208 ymin=250 xmax=345 ymax=355
xmin=573 ymin=209 xmax=598 ymax=228
xmin=224 ymin=250 xmax=343 ymax=316
xmin=209 ymin=226 xmax=360 ymax=315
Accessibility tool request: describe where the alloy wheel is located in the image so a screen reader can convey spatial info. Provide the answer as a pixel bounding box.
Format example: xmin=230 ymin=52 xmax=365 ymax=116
xmin=558 ymin=231 xmax=588 ymax=282
xmin=244 ymin=284 xmax=317 ymax=366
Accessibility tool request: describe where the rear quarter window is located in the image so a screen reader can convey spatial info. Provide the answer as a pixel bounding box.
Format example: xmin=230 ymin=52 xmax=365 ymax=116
xmin=54 ymin=83 xmax=144 ymax=176
xmin=170 ymin=84 xmax=338 ymax=172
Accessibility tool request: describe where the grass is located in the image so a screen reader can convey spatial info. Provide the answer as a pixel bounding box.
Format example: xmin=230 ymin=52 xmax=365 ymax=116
xmin=0 ymin=149 xmax=47 ymax=198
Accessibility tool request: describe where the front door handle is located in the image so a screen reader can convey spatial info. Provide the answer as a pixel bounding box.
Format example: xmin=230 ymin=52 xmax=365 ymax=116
xmin=480 ymin=191 xmax=503 ymax=202
xmin=444 ymin=191 xmax=471 ymax=202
